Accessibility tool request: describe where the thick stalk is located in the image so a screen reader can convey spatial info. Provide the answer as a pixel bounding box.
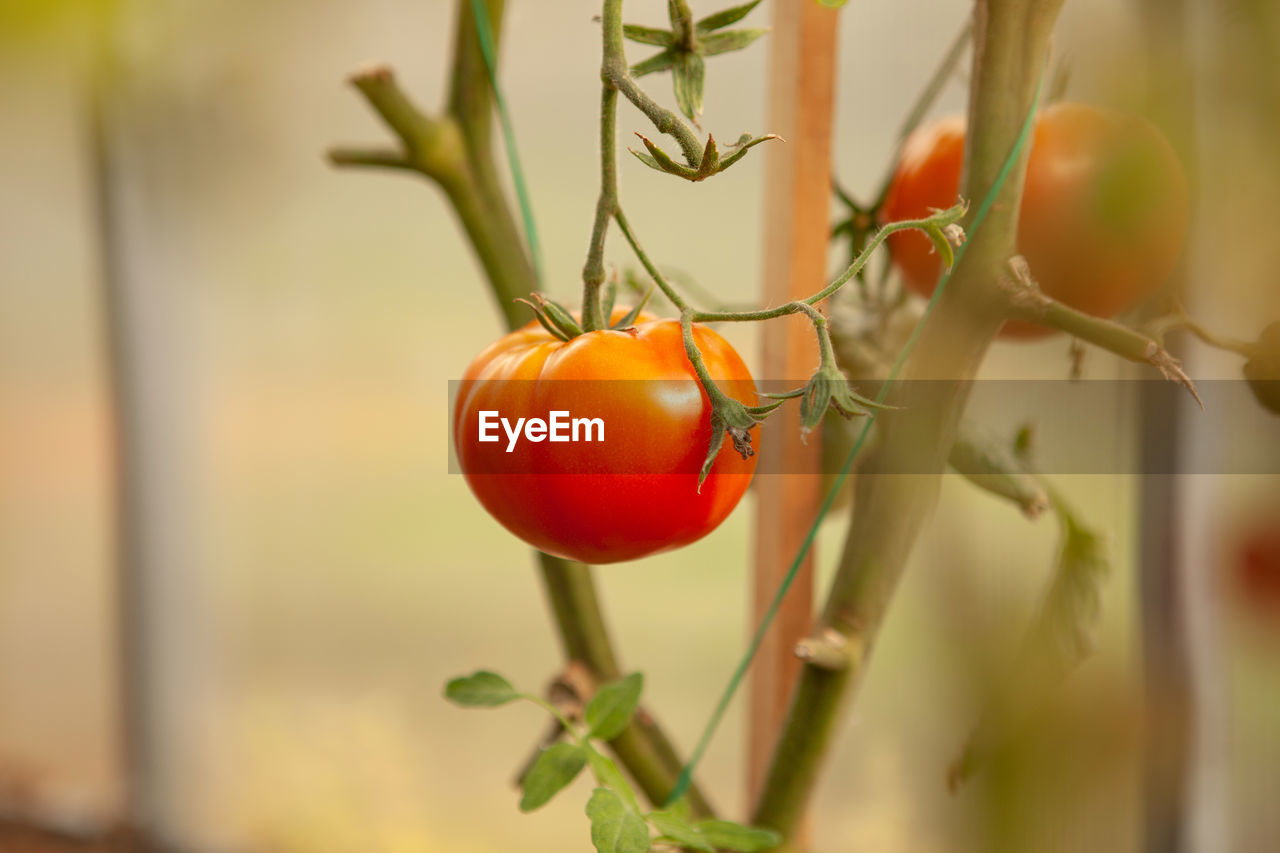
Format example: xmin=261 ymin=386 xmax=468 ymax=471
xmin=750 ymin=1 xmax=1064 ymax=846
xmin=332 ymin=0 xmax=709 ymax=815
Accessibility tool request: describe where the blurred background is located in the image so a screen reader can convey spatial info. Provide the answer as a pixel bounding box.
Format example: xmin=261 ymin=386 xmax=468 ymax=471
xmin=1 ymin=0 xmax=1278 ymax=851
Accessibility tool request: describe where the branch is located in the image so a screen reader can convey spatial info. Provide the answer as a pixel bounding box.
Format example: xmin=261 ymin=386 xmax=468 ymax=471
xmin=750 ymin=1 xmax=1065 ymax=845
xmin=1004 ymin=276 xmax=1202 ymax=407
xmin=329 ymin=0 xmax=709 ymax=816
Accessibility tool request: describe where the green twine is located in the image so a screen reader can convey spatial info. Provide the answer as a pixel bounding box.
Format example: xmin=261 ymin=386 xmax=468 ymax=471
xmin=469 ymin=0 xmax=544 ymax=285
xmin=663 ymin=77 xmax=1046 ymax=808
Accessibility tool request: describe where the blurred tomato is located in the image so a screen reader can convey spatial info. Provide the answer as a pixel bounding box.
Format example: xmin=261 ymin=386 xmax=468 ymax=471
xmin=881 ymin=103 xmax=1190 ymax=338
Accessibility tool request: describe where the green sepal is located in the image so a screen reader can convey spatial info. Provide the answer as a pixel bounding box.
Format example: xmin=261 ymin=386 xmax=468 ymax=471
xmin=611 ymin=287 xmax=654 ymax=330
xmin=672 ymin=51 xmax=705 ymax=122
xmin=695 ymin=134 xmax=721 ymax=179
xmin=715 ymin=133 xmax=781 ymax=172
xmin=631 ymin=133 xmax=700 ymax=180
xmin=519 ymin=742 xmax=588 ymax=812
xmin=535 ymin=293 xmax=585 ymax=339
xmin=632 ymin=132 xmax=778 ymax=183
xmin=443 ymin=671 xmax=520 ymax=707
xmin=631 ymin=49 xmax=677 ymax=78
xmin=695 ymin=0 xmax=764 ymax=33
xmin=516 ymin=297 xmax=571 ymax=341
xmin=699 ymin=28 xmax=770 ymax=57
xmin=623 ymin=23 xmax=674 ymax=46
xmin=699 ymin=396 xmax=767 ymax=488
xmin=916 ymin=199 xmax=969 ymax=270
xmin=601 ymin=276 xmax=619 ymax=323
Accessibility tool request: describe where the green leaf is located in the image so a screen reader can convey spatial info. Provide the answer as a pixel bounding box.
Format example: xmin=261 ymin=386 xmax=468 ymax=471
xmin=586 ymin=789 xmax=651 ymax=853
xmin=519 ymin=742 xmax=588 ymax=813
xmin=623 ymin=24 xmax=675 ymax=46
xmin=585 ymin=673 xmax=644 ymax=741
xmin=695 ymin=0 xmax=764 ymax=33
xmin=586 ymin=749 xmax=641 ymax=812
xmin=443 ymin=671 xmax=519 ymax=707
xmin=631 ymin=49 xmax=677 ymax=78
xmin=694 ymin=819 xmax=783 ymax=852
xmin=672 ymin=52 xmax=705 ymax=122
xmin=648 ymin=810 xmax=714 ymax=852
xmin=817 ymin=0 xmax=850 ymax=7
xmin=699 ymin=28 xmax=770 ymax=57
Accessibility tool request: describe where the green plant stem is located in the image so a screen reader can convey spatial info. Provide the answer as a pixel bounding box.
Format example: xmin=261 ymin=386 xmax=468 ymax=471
xmin=749 ymin=2 xmax=1064 ymax=847
xmin=582 ymin=0 xmax=626 ymax=332
xmin=583 ymin=0 xmax=704 ymax=330
xmin=331 ymin=0 xmax=709 ymax=817
xmin=657 ymin=213 xmax=953 ymax=408
xmin=1006 ymin=287 xmax=1202 ymax=404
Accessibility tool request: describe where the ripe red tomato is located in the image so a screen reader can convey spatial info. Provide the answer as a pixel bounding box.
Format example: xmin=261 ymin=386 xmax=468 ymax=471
xmin=881 ymin=103 xmax=1190 ymax=338
xmin=453 ymin=314 xmax=758 ymax=564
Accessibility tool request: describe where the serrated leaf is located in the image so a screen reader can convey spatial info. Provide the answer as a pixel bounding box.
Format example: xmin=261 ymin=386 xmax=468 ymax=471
xmin=586 ymin=789 xmax=651 ymax=853
xmin=585 ymin=673 xmax=643 ymax=740
xmin=694 ymin=819 xmax=782 ymax=852
xmin=672 ymin=52 xmax=705 ymax=122
xmin=695 ymin=0 xmax=764 ymax=33
xmin=519 ymin=742 xmax=588 ymax=812
xmin=631 ymin=49 xmax=677 ymax=78
xmin=648 ymin=810 xmax=713 ymax=851
xmin=699 ymin=28 xmax=770 ymax=56
xmin=443 ymin=671 xmax=519 ymax=707
xmin=623 ymin=24 xmax=675 ymax=46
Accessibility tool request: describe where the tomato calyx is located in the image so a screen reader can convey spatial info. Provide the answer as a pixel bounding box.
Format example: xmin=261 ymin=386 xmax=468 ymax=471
xmin=700 ymin=395 xmax=777 ymax=490
xmin=516 ymin=289 xmax=654 ymax=341
xmin=797 ymin=362 xmax=892 ymax=435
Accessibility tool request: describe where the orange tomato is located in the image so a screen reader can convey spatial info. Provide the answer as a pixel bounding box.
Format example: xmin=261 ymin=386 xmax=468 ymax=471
xmin=881 ymin=103 xmax=1190 ymax=338
xmin=453 ymin=314 xmax=758 ymax=564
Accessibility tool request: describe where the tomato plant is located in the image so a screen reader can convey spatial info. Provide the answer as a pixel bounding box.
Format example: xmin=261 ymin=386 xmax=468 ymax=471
xmin=453 ymin=314 xmax=758 ymax=565
xmin=881 ymin=102 xmax=1190 ymax=337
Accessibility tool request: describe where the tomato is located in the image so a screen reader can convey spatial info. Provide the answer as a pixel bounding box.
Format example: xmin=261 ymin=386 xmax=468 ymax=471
xmin=881 ymin=103 xmax=1190 ymax=338
xmin=453 ymin=313 xmax=758 ymax=564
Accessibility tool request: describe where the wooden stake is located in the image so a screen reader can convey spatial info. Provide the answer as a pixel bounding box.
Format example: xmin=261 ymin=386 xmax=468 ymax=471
xmin=748 ymin=0 xmax=839 ymax=809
